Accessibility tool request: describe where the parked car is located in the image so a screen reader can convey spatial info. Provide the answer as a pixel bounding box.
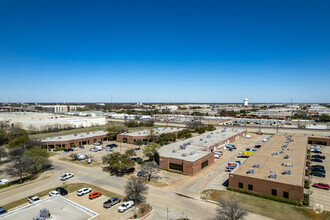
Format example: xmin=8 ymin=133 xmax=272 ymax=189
xmin=310 ymin=171 xmax=325 ymax=178
xmin=311 ymin=158 xmax=323 ymax=163
xmin=312 ymin=155 xmax=326 ymax=160
xmin=89 ymin=192 xmax=102 ymax=199
xmin=109 ymin=144 xmax=118 ymax=148
xmin=131 ymin=157 xmax=143 ymax=163
xmin=312 ymin=165 xmax=325 ymax=169
xmin=95 ymin=146 xmax=102 ymax=151
xmin=56 ymin=187 xmax=68 ymax=196
xmin=254 ymin=145 xmax=262 ymax=148
xmin=60 ymin=173 xmax=74 ymax=181
xmin=49 ymin=190 xmax=59 ymax=197
xmin=312 ymin=150 xmax=322 ymax=154
xmin=312 ymin=183 xmax=330 ymax=190
xmin=214 ymin=154 xmax=220 ymax=159
xmin=106 ymin=147 xmax=113 ymax=151
xmin=28 ymin=196 xmax=40 ymax=203
xmin=214 ymin=151 xmax=223 ymax=156
xmin=311 ymin=146 xmax=321 ymax=151
xmin=79 ymin=146 xmax=85 ymax=149
xmin=0 ymin=207 xmax=7 ymax=216
xmin=77 ymin=188 xmax=92 ymax=196
xmin=311 ymin=167 xmax=326 ymax=173
xmin=124 ymin=167 xmax=135 ymax=173
xmin=94 ymin=142 xmax=103 ymax=146
xmin=0 ymin=179 xmax=10 ymax=185
xmin=225 ymin=167 xmax=235 ymax=172
xmin=118 ymin=200 xmax=134 ymax=212
xmin=90 ymin=148 xmax=97 ymax=152
xmin=103 ymin=197 xmax=121 ymax=208
xmin=70 ymin=147 xmax=77 ymax=151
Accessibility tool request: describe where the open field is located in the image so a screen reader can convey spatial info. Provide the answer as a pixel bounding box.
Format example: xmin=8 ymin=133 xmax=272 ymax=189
xmin=201 ymin=189 xmax=330 ymax=220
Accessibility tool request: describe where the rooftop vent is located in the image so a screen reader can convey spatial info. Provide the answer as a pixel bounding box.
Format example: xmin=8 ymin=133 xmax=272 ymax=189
xmin=190 ymin=151 xmax=195 ymax=155
xmin=285 ymin=163 xmax=293 ymax=167
xmin=172 ymin=150 xmax=176 ymax=153
xmin=284 ymin=154 xmax=290 ymax=159
xmin=272 ymin=152 xmax=278 ymax=156
xmin=279 ymin=150 xmax=284 ymax=154
xmin=58 ymin=137 xmax=62 ymax=139
xmin=180 ymin=145 xmax=186 ymax=150
xmin=86 ymin=132 xmax=89 ymax=134
xmin=182 ymin=153 xmax=187 ymax=157
xmin=247 ymin=169 xmax=255 ymax=174
xmin=253 ymin=164 xmax=260 ymax=168
xmin=207 ymin=135 xmax=211 ymax=138
xmin=200 ymin=138 xmax=203 ymax=141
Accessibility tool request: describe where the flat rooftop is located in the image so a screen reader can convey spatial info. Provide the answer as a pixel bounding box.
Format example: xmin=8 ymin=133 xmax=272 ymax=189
xmin=1 ymin=196 xmax=98 ymax=220
xmin=158 ymin=128 xmax=246 ymax=162
xmin=120 ymin=127 xmax=183 ymax=137
xmin=233 ymin=133 xmax=307 ymax=187
xmin=41 ymin=130 xmax=108 ymax=142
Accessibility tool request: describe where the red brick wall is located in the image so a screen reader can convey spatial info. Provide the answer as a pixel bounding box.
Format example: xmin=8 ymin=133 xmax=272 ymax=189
xmin=42 ymin=135 xmax=108 ymax=149
xmin=117 ymin=131 xmax=180 ymax=143
xmin=308 ymin=136 xmax=330 ymax=146
xmin=229 ymin=174 xmax=304 ymax=201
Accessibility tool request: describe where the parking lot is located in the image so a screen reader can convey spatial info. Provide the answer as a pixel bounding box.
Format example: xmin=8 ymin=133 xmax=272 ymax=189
xmin=309 ymin=144 xmax=330 ymax=211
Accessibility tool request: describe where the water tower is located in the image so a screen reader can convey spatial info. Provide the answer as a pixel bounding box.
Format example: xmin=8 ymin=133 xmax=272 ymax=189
xmin=243 ymin=98 xmax=248 ymax=107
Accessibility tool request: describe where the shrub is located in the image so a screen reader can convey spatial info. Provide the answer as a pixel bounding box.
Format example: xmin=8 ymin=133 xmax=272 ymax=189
xmin=303 ymin=193 xmax=310 ymax=206
xmin=227 ymin=186 xmax=301 ymax=206
xmin=54 ymin=147 xmax=66 ymax=151
xmin=304 ymin=182 xmax=310 ymax=189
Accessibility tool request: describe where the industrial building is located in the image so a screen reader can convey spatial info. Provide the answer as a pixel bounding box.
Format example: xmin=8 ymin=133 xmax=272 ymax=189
xmin=116 ymin=127 xmax=183 ymax=143
xmin=0 ymin=196 xmax=98 ymax=220
xmin=229 ymin=133 xmax=308 ymax=201
xmin=36 ymin=104 xmax=86 ymax=113
xmin=41 ymin=130 xmax=108 ymax=149
xmin=157 ymin=128 xmax=247 ymax=175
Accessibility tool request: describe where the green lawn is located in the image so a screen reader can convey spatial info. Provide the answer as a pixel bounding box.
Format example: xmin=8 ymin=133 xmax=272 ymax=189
xmin=3 ymin=182 xmax=122 ymax=211
xmin=60 ymin=158 xmax=102 ymax=167
xmin=201 ymin=189 xmax=329 ymax=220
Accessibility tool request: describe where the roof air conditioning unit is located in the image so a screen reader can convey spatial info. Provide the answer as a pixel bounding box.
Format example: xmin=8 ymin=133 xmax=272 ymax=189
xmin=182 ymin=153 xmax=187 ymax=157
xmin=269 ymin=173 xmax=277 ymax=179
xmin=284 ymin=154 xmax=290 ymax=159
xmin=247 ymin=169 xmax=255 ymax=174
xmin=272 ymin=152 xmax=278 ymax=156
xmin=253 ymin=164 xmax=260 ymax=168
xmin=172 ymin=150 xmax=176 ymax=153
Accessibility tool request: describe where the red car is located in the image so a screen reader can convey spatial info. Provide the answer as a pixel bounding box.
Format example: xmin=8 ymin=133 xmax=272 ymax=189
xmin=89 ymin=192 xmax=102 ymax=199
xmin=312 ymin=183 xmax=330 ymax=190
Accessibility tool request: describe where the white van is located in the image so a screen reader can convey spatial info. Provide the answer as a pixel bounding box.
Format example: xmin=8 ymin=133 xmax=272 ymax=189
xmin=95 ymin=146 xmax=102 ymax=151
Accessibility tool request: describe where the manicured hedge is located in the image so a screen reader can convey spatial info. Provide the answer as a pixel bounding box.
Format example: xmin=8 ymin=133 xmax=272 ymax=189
xmin=227 ymin=186 xmax=301 ymax=206
xmin=303 ymin=193 xmax=310 ymax=206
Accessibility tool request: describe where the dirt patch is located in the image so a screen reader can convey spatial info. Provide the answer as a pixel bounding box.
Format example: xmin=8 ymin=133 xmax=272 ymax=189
xmin=129 ymin=203 xmax=152 ymax=219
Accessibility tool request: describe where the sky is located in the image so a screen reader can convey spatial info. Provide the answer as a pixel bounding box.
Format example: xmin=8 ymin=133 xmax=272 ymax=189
xmin=0 ymin=0 xmax=329 ymax=103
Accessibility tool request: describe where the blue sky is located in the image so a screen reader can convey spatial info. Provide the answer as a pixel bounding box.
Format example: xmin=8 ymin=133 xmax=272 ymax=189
xmin=0 ymin=0 xmax=329 ymax=103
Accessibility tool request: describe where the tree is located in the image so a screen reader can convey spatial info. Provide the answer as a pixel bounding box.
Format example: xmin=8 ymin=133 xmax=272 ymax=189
xmin=135 ymin=139 xmax=144 ymax=149
xmin=213 ymin=197 xmax=248 ymax=220
xmin=24 ymin=147 xmax=50 ymax=173
xmin=103 ymin=152 xmax=135 ymax=175
xmin=0 ymin=129 xmax=7 ymax=146
xmin=6 ymin=147 xmax=33 ymax=183
xmin=140 ymin=161 xmax=160 ymax=181
xmin=143 ymin=142 xmax=161 ymax=161
xmin=177 ymin=129 xmax=192 ymax=139
xmin=125 ymin=149 xmax=136 ymax=157
xmin=107 ymin=125 xmax=127 ymax=140
xmin=125 ymin=176 xmax=149 ymax=218
xmin=188 ymin=121 xmax=203 ymax=129
xmin=155 ymin=133 xmax=176 ymax=145
xmin=6 ymin=126 xmax=28 ymax=141
xmin=147 ymin=128 xmax=158 ymax=140
xmin=0 ymin=147 xmax=8 ymax=162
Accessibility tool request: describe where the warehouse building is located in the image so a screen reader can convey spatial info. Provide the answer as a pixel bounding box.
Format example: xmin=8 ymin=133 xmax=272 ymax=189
xmin=157 ymin=128 xmax=247 ymax=175
xmin=116 ymin=127 xmax=183 ymax=143
xmin=229 ymin=133 xmax=308 ymax=201
xmin=41 ymin=130 xmax=108 ymax=149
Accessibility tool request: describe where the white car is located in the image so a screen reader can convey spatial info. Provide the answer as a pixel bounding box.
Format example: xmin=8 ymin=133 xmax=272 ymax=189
xmin=60 ymin=173 xmax=74 ymax=181
xmin=28 ymin=196 xmax=40 ymax=203
xmin=214 ymin=151 xmax=223 ymax=156
xmin=118 ymin=200 xmax=134 ymax=212
xmin=214 ymin=154 xmax=220 ymax=159
xmin=0 ymin=179 xmax=10 ymax=185
xmin=49 ymin=190 xmax=59 ymax=197
xmin=77 ymin=188 xmax=92 ymax=196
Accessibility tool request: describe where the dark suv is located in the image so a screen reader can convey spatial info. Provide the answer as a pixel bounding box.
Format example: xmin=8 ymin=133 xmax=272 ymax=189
xmin=310 ymin=171 xmax=325 ymax=178
xmin=103 ymin=197 xmax=121 ymax=208
xmin=312 ymin=155 xmax=326 ymax=160
xmin=312 ymin=165 xmax=325 ymax=169
xmin=56 ymin=187 xmax=68 ymax=196
xmin=311 ymin=167 xmax=326 ymax=173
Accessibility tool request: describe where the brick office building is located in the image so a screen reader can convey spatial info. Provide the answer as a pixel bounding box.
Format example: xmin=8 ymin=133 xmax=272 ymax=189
xmin=308 ymin=136 xmax=330 ymax=146
xmin=41 ymin=130 xmax=109 ymax=149
xmin=116 ymin=127 xmax=183 ymax=143
xmin=229 ymin=133 xmax=308 ymax=201
xmin=157 ymin=128 xmax=247 ymax=175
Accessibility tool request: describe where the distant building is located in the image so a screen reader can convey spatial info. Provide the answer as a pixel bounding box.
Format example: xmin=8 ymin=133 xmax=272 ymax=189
xmin=36 ymin=104 xmax=86 ymax=113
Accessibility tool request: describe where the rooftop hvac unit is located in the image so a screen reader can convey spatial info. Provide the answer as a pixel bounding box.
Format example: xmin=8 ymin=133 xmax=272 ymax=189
xmin=86 ymin=132 xmax=89 ymax=134
xmin=190 ymin=151 xmax=195 ymax=155
xmin=284 ymin=154 xmax=290 ymax=159
xmin=279 ymin=150 xmax=284 ymax=154
xmin=207 ymin=135 xmax=211 ymax=138
xmin=211 ymin=132 xmax=213 ymax=135
xmin=42 ymin=138 xmax=46 ymax=140
xmin=172 ymin=150 xmax=176 ymax=153
xmin=40 ymin=208 xmax=50 ymax=218
xmin=138 ymin=132 xmax=141 ymax=135
xmin=272 ymin=152 xmax=278 ymax=156
xmin=269 ymin=173 xmax=277 ymax=179
xmin=282 ymin=169 xmax=291 ymax=175
xmin=216 ymin=132 xmax=219 ymax=134
xmin=58 ymin=137 xmax=62 ymax=139
xmin=187 ymin=142 xmax=191 ymax=145
xmin=247 ymin=169 xmax=255 ymax=174
xmin=180 ymin=145 xmax=186 ymax=150
xmin=182 ymin=153 xmax=187 ymax=157
xmin=200 ymin=138 xmax=203 ymax=141
xmin=285 ymin=163 xmax=293 ymax=167
xmin=253 ymin=164 xmax=260 ymax=168
xmin=143 ymin=132 xmax=146 ymax=134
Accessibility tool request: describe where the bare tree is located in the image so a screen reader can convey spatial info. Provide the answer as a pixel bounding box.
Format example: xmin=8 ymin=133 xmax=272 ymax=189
xmin=214 ymin=197 xmax=247 ymax=220
xmin=125 ymin=176 xmax=149 ymax=218
xmin=0 ymin=147 xmax=7 ymax=162
xmin=6 ymin=147 xmax=33 ymax=183
xmin=140 ymin=161 xmax=160 ymax=181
